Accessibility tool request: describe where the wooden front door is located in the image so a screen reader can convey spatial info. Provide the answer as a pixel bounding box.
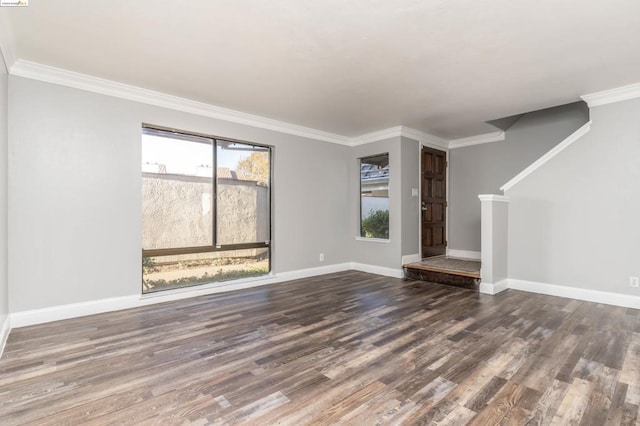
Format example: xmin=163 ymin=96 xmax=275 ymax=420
xmin=421 ymin=147 xmax=447 ymax=258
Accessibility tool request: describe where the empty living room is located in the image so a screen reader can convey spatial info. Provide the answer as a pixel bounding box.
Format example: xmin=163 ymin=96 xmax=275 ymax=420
xmin=1 ymin=1 xmax=640 ymax=424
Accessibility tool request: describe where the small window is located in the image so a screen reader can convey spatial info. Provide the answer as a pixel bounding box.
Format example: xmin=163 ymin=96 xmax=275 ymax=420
xmin=360 ymin=153 xmax=389 ymax=239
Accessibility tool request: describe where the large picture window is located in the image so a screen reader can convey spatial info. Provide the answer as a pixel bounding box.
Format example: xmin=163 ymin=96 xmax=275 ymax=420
xmin=359 ymin=153 xmax=389 ymax=239
xmin=141 ymin=126 xmax=271 ymax=293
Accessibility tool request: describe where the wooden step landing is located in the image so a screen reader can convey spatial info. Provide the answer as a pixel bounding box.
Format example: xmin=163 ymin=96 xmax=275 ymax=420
xmin=404 ymin=256 xmax=481 ymax=290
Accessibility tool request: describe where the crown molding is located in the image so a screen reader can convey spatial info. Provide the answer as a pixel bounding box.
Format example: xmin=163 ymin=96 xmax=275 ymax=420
xmin=10 ymin=60 xmax=353 ymax=146
xmin=0 ymin=11 xmax=16 ymax=72
xmin=501 ymin=120 xmax=591 ymax=192
xmin=334 ymin=125 xmax=448 ymax=149
xmin=581 ymin=82 xmax=640 ymax=107
xmin=449 ymin=130 xmax=505 ymax=149
xmin=400 ymin=127 xmax=449 ymax=150
xmin=9 ymin=60 xmax=528 ymax=152
xmin=350 ymin=126 xmax=404 ymax=146
xmin=9 ymin=60 xmax=452 ymax=148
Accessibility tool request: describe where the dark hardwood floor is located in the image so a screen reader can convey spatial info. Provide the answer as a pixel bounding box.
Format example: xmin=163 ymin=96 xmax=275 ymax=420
xmin=1 ymin=271 xmax=639 ymax=425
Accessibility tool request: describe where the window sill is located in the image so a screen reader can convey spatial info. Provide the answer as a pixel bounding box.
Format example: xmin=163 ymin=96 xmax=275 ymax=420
xmin=355 ymin=237 xmax=390 ymax=243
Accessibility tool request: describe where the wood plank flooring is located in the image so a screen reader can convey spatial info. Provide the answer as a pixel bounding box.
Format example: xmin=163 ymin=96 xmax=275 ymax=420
xmin=1 ymin=271 xmax=639 ymax=425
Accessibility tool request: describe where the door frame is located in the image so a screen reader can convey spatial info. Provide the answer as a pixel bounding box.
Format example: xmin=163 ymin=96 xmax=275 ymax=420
xmin=418 ymin=143 xmax=449 ymax=259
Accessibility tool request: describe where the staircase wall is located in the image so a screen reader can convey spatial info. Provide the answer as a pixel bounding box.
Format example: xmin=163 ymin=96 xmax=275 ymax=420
xmin=448 ymin=101 xmax=589 ymax=253
xmin=506 ymin=97 xmax=640 ymax=296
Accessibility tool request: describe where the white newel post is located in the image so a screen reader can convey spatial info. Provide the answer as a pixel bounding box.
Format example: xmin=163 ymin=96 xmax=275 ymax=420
xmin=478 ymin=194 xmax=509 ymax=295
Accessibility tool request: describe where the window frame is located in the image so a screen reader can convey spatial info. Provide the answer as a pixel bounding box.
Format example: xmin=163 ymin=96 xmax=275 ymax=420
xmin=141 ymin=124 xmax=273 ymax=288
xmin=358 ymin=152 xmax=390 ymax=240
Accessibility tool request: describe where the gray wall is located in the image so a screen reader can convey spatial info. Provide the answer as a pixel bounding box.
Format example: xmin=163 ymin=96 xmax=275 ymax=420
xmin=348 ymin=136 xmax=420 ymax=268
xmin=507 ymin=97 xmax=640 ymax=295
xmin=0 ymin=52 xmax=8 ymax=329
xmin=8 ymin=76 xmax=351 ymax=312
xmin=400 ymin=137 xmax=420 ymax=256
xmin=350 ymin=137 xmax=402 ymax=269
xmin=449 ymin=102 xmax=589 ymax=252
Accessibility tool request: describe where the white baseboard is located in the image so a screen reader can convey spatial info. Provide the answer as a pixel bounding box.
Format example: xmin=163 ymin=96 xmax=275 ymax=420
xmin=0 ymin=315 xmax=10 ymax=359
xmin=9 ymin=262 xmax=373 ymax=328
xmin=350 ymin=262 xmax=404 ymax=278
xmin=401 ymin=254 xmax=421 ymax=265
xmin=10 ymin=295 xmax=142 ymax=328
xmin=7 ymin=265 xmax=640 ymax=352
xmin=508 ymin=279 xmax=640 ymax=310
xmin=479 ymin=279 xmax=509 ymax=295
xmin=446 ymin=249 xmax=481 ymax=260
xmin=276 ymin=263 xmax=352 ymax=282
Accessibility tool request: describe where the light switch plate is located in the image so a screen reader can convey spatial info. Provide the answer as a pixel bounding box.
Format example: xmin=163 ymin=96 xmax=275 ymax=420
xmin=411 ymin=188 xmax=418 ymax=197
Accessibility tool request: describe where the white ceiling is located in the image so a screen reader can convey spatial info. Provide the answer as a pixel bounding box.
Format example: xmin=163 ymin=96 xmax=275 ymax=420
xmin=1 ymin=0 xmax=640 ymax=139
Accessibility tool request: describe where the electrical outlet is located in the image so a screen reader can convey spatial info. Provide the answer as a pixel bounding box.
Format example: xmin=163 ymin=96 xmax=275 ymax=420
xmin=630 ymin=276 xmax=639 ymax=288
xmin=319 ymin=253 xmax=325 ymax=262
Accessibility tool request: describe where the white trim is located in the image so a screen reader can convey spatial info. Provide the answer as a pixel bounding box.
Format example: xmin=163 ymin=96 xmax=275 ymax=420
xmin=400 ymin=127 xmax=449 ymax=150
xmin=500 ymin=121 xmax=592 ymax=192
xmin=479 ymin=279 xmax=509 ymax=295
xmin=10 ymin=60 xmax=352 ymax=146
xmin=8 ymin=61 xmax=452 ymax=149
xmin=350 ymin=262 xmax=404 ymax=278
xmin=10 ymin=262 xmax=406 ymax=328
xmin=581 ymin=82 xmax=640 ymax=107
xmin=273 ymin=263 xmax=352 ymax=282
xmin=478 ymin=194 xmax=509 ymax=203
xmin=8 ymin=269 xmax=640 ymax=349
xmin=0 ymin=11 xmax=15 ymax=72
xmin=478 ymin=194 xmax=509 ymax=286
xmin=446 ymin=249 xmax=481 ymax=260
xmin=448 ymin=131 xmax=505 ymax=149
xmin=0 ymin=315 xmax=10 ymax=358
xmin=401 ymin=254 xmax=421 ymax=265
xmin=350 ymin=126 xmax=448 ymax=150
xmin=481 ymin=278 xmax=640 ymax=309
xmin=508 ymin=279 xmax=640 ymax=310
xmin=10 ymin=294 xmax=141 ymax=328
xmin=351 ymin=126 xmax=403 ymax=146
xmin=11 ymin=263 xmax=351 ymax=328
